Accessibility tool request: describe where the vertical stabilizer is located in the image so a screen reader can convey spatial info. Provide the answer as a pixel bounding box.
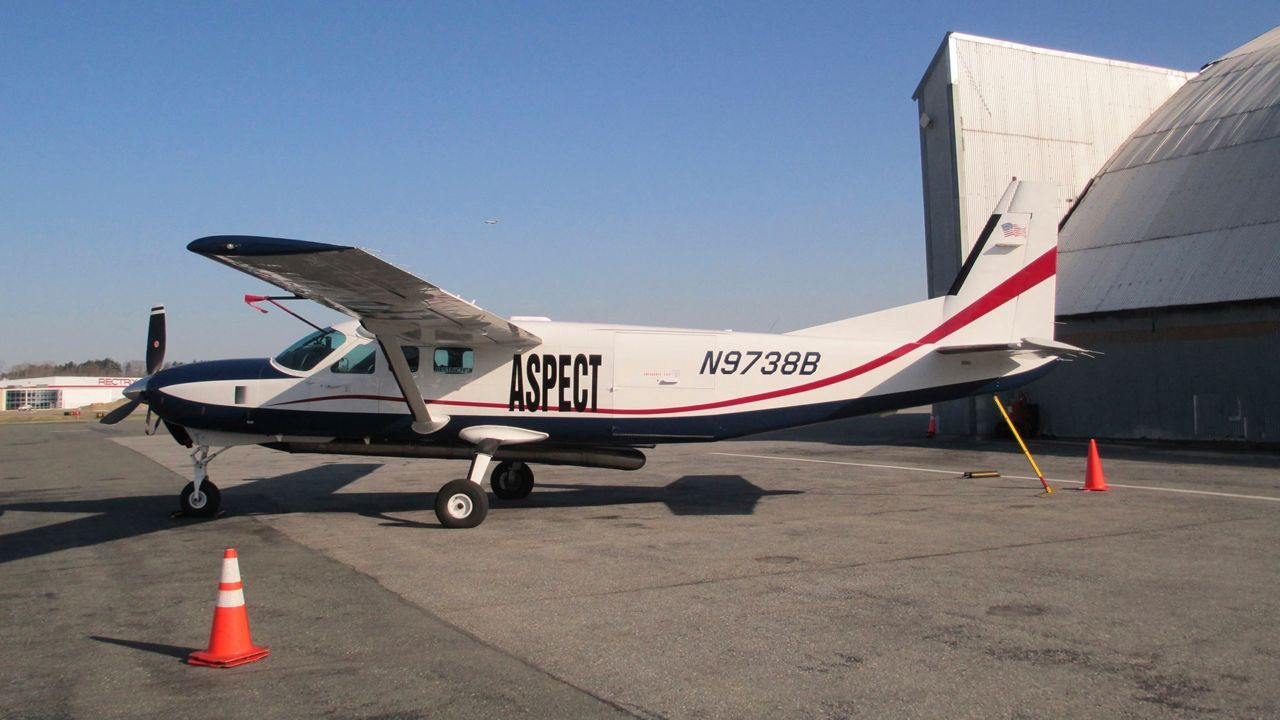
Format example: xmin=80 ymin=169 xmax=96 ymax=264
xmin=789 ymin=179 xmax=1060 ymax=345
xmin=939 ymin=179 xmax=1059 ymax=345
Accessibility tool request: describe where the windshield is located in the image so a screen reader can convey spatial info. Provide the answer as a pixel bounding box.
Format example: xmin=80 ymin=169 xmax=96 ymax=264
xmin=274 ymin=328 xmax=347 ymax=372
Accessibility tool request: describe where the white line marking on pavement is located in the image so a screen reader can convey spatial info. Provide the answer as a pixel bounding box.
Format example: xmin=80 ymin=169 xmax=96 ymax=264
xmin=711 ymin=452 xmax=1280 ymax=503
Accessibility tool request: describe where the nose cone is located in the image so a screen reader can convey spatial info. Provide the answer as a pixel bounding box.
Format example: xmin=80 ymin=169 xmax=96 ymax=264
xmin=123 ymin=377 xmax=149 ymax=401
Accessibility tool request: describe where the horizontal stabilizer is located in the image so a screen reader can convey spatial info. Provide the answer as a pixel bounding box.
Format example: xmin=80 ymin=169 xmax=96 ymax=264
xmin=934 ymin=337 xmax=1092 ymax=357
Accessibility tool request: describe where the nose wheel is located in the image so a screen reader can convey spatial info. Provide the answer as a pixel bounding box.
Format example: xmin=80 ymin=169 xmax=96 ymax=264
xmin=180 ymin=480 xmax=222 ymax=517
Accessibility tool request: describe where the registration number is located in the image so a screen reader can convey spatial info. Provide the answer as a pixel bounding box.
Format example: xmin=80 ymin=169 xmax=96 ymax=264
xmin=699 ymin=350 xmax=821 ymax=376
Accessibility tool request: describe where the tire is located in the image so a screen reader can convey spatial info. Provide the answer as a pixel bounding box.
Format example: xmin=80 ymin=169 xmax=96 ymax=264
xmin=435 ymin=479 xmax=489 ymax=529
xmin=180 ymin=480 xmax=221 ymax=517
xmin=490 ymin=461 xmax=535 ymax=500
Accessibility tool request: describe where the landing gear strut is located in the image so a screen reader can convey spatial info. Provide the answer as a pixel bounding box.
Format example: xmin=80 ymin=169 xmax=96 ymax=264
xmin=433 ymin=439 xmax=496 ymax=529
xmin=180 ymin=445 xmax=227 ymax=517
xmin=433 ymin=426 xmax=548 ymax=528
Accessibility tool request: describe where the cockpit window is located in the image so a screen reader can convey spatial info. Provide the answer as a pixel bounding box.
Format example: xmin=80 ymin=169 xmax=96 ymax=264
xmin=274 ymin=329 xmax=347 ymax=372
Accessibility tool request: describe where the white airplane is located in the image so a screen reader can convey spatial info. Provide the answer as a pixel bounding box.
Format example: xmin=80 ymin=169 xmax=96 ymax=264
xmin=104 ymin=180 xmax=1082 ymax=528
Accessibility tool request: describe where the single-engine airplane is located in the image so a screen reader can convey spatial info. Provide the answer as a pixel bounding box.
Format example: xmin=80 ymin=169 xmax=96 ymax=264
xmin=103 ymin=179 xmax=1083 ymax=528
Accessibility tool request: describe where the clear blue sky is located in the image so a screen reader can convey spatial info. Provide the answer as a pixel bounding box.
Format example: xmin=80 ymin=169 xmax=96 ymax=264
xmin=2 ymin=1 xmax=1274 ymax=368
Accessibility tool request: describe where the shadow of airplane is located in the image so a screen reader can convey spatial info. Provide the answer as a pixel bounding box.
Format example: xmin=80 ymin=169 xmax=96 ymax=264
xmin=529 ymin=475 xmax=801 ymax=516
xmin=0 ymin=465 xmax=803 ymax=564
xmin=0 ymin=463 xmax=382 ymax=565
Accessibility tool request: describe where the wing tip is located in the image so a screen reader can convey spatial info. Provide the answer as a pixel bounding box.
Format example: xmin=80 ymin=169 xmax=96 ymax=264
xmin=188 ymin=235 xmax=354 ymax=257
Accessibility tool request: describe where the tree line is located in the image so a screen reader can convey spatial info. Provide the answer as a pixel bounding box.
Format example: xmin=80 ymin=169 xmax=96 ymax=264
xmin=1 ymin=358 xmax=148 ymax=379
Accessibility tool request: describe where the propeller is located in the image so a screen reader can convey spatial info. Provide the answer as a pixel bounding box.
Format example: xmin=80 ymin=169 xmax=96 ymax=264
xmin=100 ymin=305 xmax=166 ymax=425
xmin=146 ymin=304 xmax=166 ymax=375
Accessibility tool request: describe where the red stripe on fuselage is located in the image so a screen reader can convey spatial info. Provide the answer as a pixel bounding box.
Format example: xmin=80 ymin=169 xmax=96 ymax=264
xmin=266 ymin=248 xmax=1056 ymax=416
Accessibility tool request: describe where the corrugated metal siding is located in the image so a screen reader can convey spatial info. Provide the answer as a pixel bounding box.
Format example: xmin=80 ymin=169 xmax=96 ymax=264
xmin=1058 ymin=27 xmax=1280 ymax=315
xmin=916 ymin=51 xmax=963 ymax=297
xmin=949 ymin=36 xmax=1191 ymax=267
xmin=1026 ymin=302 xmax=1280 ymax=441
xmin=914 ymin=33 xmax=1192 ymax=299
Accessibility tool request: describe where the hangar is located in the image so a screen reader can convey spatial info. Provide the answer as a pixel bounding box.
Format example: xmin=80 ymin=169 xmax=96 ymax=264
xmin=1 ymin=376 xmax=140 ymax=412
xmin=915 ymin=27 xmax=1280 ymax=442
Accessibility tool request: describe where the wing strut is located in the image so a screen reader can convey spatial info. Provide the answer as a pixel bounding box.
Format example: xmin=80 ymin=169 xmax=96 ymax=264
xmin=367 ymin=321 xmax=449 ymax=435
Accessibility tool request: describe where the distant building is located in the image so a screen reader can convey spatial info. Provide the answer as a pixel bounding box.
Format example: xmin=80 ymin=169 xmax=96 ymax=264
xmin=915 ymin=27 xmax=1280 ymax=442
xmin=1 ymin=377 xmax=140 ymax=411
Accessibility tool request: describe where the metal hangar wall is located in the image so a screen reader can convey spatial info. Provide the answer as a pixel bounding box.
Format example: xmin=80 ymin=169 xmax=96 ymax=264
xmin=913 ymin=31 xmax=1193 ymax=437
xmin=915 ymin=27 xmax=1280 ymax=442
xmin=1028 ymin=27 xmax=1280 ymax=442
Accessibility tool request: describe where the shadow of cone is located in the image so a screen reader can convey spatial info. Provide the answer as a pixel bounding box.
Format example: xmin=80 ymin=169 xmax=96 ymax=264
xmin=1082 ymin=439 xmax=1109 ymax=492
xmin=188 ymin=548 xmax=269 ymax=668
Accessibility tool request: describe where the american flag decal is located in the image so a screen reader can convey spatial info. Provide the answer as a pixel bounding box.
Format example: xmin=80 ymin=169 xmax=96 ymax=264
xmin=1001 ymin=222 xmax=1027 ymax=238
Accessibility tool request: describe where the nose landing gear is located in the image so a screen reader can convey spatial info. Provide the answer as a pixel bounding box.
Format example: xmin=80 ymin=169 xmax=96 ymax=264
xmin=179 ymin=445 xmax=228 ymax=518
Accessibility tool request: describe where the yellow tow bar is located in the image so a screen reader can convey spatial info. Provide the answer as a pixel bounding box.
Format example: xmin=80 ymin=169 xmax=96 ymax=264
xmin=992 ymin=394 xmax=1053 ymax=495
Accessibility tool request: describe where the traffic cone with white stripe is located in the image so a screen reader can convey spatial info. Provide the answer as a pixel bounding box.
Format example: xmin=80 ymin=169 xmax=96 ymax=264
xmin=187 ymin=548 xmax=269 ymax=668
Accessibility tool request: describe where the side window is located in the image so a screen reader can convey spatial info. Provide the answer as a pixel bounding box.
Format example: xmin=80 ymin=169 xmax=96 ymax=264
xmin=331 ymin=344 xmax=376 ymax=374
xmin=403 ymin=346 xmax=420 ymax=373
xmin=433 ymin=347 xmax=474 ymax=375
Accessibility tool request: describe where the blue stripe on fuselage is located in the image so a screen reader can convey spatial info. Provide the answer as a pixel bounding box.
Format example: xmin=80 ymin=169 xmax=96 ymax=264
xmin=151 ymin=362 xmax=1057 ymax=446
xmin=148 ymin=358 xmax=290 ymax=390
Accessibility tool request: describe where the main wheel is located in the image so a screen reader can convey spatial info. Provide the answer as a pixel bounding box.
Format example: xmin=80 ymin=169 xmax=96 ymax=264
xmin=490 ymin=461 xmax=535 ymax=500
xmin=180 ymin=480 xmax=221 ymax=518
xmin=435 ymin=479 xmax=489 ymax=528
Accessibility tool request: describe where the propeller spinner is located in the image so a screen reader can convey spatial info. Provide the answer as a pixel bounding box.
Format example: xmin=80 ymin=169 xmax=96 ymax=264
xmin=100 ymin=305 xmax=165 ymax=425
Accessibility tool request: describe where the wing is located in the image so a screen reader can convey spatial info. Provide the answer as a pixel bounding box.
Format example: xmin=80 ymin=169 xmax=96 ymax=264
xmin=188 ymin=236 xmax=540 ymax=347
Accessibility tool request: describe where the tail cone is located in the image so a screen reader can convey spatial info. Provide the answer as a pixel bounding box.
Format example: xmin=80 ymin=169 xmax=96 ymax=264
xmin=188 ymin=548 xmax=270 ymax=668
xmin=1082 ymin=439 xmax=1109 ymax=492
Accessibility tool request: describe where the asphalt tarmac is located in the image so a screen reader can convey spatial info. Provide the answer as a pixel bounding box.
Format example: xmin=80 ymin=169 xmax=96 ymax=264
xmin=3 ymin=419 xmax=1279 ymax=719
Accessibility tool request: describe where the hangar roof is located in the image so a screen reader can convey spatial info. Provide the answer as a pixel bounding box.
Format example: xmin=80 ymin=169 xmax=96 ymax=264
xmin=1057 ymin=26 xmax=1280 ymax=316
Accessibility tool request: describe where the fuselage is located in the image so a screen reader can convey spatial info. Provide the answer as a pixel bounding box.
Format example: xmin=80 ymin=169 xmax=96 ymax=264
xmin=139 ymin=317 xmax=1054 ymax=447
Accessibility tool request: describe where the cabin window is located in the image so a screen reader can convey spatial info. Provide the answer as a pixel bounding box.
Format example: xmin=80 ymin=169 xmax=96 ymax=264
xmin=433 ymin=347 xmax=474 ymax=374
xmin=274 ymin=329 xmax=346 ymax=372
xmin=403 ymin=346 xmax=420 ymax=373
xmin=331 ymin=343 xmax=376 ymax=374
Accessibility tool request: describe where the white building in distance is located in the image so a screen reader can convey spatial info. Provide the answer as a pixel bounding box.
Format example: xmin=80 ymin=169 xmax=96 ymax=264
xmin=1 ymin=377 xmax=140 ymax=411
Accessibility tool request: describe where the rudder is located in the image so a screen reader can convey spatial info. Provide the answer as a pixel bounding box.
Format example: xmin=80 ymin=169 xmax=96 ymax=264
xmin=940 ymin=180 xmax=1060 ymax=346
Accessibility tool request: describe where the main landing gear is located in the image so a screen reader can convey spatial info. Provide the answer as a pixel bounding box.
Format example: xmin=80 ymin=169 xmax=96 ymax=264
xmin=490 ymin=461 xmax=535 ymax=500
xmin=434 ymin=426 xmax=547 ymax=529
xmin=434 ymin=479 xmax=488 ymax=529
xmin=433 ymin=461 xmax=537 ymax=529
xmin=179 ymin=445 xmax=227 ymax=518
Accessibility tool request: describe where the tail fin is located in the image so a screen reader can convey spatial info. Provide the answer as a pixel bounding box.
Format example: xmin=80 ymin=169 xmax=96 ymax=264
xmin=936 ymin=179 xmax=1059 ymax=346
xmin=789 ymin=179 xmax=1061 ymax=346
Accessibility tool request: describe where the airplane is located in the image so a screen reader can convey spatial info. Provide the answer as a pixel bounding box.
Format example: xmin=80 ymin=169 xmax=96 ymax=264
xmin=102 ymin=179 xmax=1083 ymax=528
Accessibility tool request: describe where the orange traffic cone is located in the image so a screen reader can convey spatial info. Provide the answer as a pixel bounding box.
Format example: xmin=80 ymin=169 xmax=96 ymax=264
xmin=1082 ymin=439 xmax=1109 ymax=492
xmin=188 ymin=549 xmax=270 ymax=668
